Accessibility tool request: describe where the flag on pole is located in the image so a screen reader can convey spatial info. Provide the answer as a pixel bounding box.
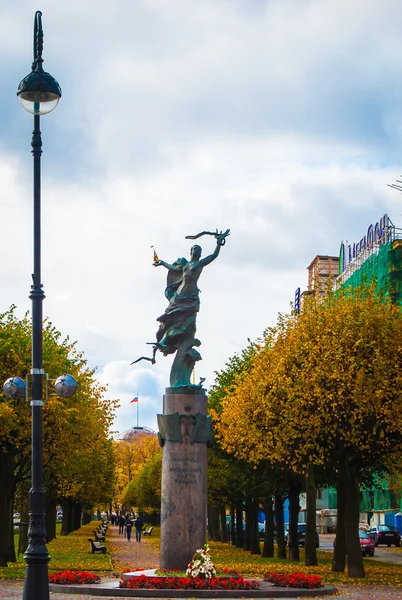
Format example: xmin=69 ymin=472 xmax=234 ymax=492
xmin=131 ymin=396 xmax=138 ymax=403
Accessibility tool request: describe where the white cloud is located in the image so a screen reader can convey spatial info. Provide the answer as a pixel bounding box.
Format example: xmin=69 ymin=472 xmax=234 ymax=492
xmin=1 ymin=0 xmax=402 ymax=434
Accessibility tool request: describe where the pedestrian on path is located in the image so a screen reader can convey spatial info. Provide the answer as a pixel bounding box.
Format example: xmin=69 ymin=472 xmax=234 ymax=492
xmin=118 ymin=514 xmax=125 ymax=535
xmin=135 ymin=515 xmax=143 ymax=542
xmin=126 ymin=516 xmax=133 ymax=541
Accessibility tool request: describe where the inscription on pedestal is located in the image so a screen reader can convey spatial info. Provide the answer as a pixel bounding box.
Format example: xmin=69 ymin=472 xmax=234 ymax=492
xmin=169 ymin=452 xmax=202 ymax=485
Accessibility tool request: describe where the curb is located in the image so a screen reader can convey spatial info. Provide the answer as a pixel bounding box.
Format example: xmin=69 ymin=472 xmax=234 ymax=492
xmin=49 ymin=579 xmax=338 ymax=597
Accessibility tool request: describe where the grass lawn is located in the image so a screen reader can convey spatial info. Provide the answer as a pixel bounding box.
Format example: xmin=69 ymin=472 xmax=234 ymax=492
xmin=148 ymin=527 xmax=402 ymax=588
xmin=2 ymin=522 xmax=402 ymax=589
xmin=208 ymin=540 xmax=402 ymax=587
xmin=0 ymin=522 xmax=112 ymax=580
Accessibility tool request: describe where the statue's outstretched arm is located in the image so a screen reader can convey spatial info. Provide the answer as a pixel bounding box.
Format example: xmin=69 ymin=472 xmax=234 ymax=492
xmin=154 ymin=260 xmax=181 ymax=271
xmin=199 ymin=229 xmax=230 ymax=267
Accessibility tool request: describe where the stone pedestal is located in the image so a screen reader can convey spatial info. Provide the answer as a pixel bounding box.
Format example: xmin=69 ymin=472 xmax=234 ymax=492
xmin=159 ymin=389 xmax=209 ymax=571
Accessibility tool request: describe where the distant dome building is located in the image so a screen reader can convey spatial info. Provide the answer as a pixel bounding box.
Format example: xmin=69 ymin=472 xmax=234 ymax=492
xmin=116 ymin=426 xmax=156 ymax=443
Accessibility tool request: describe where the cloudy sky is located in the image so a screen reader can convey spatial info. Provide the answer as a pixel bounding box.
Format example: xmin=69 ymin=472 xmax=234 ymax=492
xmin=1 ymin=0 xmax=402 ymax=435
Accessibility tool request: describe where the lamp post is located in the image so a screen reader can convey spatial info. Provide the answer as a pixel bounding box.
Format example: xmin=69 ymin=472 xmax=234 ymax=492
xmin=16 ymin=12 xmax=61 ymax=600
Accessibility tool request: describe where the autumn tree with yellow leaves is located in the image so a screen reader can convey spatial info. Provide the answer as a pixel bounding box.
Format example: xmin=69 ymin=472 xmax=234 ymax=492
xmin=209 ymin=340 xmax=304 ymax=560
xmin=0 ymin=307 xmax=117 ymax=566
xmin=113 ymin=432 xmax=160 ymax=511
xmin=214 ymin=283 xmax=402 ymax=578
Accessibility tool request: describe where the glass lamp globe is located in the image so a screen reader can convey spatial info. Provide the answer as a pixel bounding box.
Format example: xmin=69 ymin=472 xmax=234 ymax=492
xmin=17 ymin=68 xmax=61 ymax=115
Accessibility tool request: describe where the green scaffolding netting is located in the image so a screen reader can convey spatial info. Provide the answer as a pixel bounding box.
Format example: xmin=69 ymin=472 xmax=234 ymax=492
xmin=342 ymin=240 xmax=402 ymax=304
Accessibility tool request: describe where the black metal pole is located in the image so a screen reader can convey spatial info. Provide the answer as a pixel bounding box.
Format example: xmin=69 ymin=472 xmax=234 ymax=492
xmin=23 ymin=112 xmax=50 ymax=600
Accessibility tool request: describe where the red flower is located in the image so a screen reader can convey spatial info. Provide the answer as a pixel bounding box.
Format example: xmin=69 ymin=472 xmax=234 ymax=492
xmin=119 ymin=575 xmax=260 ymax=590
xmin=49 ymin=570 xmax=101 ymax=585
xmin=264 ymin=572 xmax=323 ymax=589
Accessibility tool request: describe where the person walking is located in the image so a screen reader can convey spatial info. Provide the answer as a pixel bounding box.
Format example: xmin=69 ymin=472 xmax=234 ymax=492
xmin=135 ymin=515 xmax=143 ymax=542
xmin=126 ymin=516 xmax=133 ymax=541
xmin=118 ymin=514 xmax=125 ymax=535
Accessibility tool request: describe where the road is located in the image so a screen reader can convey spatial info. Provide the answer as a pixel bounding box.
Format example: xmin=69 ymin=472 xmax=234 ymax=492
xmin=319 ymin=533 xmax=402 ymax=564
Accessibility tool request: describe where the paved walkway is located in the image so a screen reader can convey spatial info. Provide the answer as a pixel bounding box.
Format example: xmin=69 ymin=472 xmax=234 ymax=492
xmin=0 ymin=580 xmax=400 ymax=599
xmin=108 ymin=523 xmax=160 ymax=573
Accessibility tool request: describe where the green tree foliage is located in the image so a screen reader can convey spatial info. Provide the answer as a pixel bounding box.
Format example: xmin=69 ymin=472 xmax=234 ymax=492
xmin=122 ymin=449 xmax=162 ymax=512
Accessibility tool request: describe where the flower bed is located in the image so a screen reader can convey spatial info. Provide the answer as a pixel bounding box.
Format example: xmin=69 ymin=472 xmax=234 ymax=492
xmin=120 ymin=574 xmax=259 ymax=590
xmin=264 ymin=572 xmax=324 ymax=589
xmin=49 ymin=570 xmax=101 ymax=585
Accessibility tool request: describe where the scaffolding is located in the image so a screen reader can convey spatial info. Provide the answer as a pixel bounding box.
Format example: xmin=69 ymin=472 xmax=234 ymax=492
xmin=335 ymin=221 xmax=402 ymax=289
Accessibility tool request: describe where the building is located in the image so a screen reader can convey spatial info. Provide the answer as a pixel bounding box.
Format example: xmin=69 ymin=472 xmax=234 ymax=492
xmin=117 ymin=426 xmax=156 ymax=443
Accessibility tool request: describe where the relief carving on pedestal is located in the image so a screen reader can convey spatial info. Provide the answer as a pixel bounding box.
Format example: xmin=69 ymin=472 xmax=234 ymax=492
xmin=157 ymin=413 xmax=212 ymax=446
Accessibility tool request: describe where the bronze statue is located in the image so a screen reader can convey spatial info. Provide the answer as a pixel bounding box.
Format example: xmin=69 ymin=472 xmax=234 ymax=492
xmin=132 ymin=229 xmax=230 ymax=389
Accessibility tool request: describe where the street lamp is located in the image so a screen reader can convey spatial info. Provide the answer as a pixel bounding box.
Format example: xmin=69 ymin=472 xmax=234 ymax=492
xmin=8 ymin=11 xmax=71 ymax=600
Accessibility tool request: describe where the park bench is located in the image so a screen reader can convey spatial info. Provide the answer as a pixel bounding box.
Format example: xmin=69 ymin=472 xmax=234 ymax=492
xmin=93 ymin=530 xmax=105 ymax=542
xmin=97 ymin=525 xmax=107 ymax=535
xmin=143 ymin=526 xmax=153 ymax=536
xmin=88 ymin=537 xmax=106 ymax=554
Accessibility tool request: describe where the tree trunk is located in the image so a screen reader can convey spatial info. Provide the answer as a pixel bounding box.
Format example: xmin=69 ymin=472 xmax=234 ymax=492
xmin=207 ymin=503 xmax=220 ymax=541
xmin=230 ymin=506 xmax=236 ymax=545
xmin=249 ymin=498 xmax=261 ymax=555
xmin=288 ymin=479 xmax=301 ymax=562
xmin=82 ymin=504 xmax=93 ymax=525
xmin=219 ymin=504 xmax=229 ymax=543
xmin=262 ymin=497 xmax=274 ymax=558
xmin=18 ymin=480 xmax=30 ymax=555
xmin=275 ymin=494 xmax=287 ymax=559
xmin=235 ymin=506 xmax=244 ymax=548
xmin=0 ymin=450 xmax=16 ymax=566
xmin=61 ymin=498 xmax=73 ymax=536
xmin=344 ymin=463 xmax=365 ymax=578
xmin=243 ymin=497 xmax=251 ymax=551
xmin=332 ymin=466 xmax=347 ymax=572
xmin=73 ymin=503 xmax=82 ymax=532
xmin=46 ymin=495 xmax=57 ymax=543
xmin=305 ymin=467 xmax=318 ymax=566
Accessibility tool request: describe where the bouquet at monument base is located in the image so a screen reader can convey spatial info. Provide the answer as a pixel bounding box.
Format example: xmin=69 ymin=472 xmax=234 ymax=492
xmin=186 ymin=543 xmax=217 ymax=579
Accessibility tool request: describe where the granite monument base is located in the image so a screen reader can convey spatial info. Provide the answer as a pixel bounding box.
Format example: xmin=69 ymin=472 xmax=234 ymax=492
xmin=159 ymin=388 xmax=209 ymax=571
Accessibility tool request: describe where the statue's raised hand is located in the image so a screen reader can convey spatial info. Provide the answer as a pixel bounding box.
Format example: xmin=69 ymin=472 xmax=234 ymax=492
xmin=216 ymin=229 xmax=230 ymax=246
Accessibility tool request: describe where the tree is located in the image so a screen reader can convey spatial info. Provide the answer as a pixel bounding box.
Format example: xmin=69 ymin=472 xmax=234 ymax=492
xmin=215 ymin=284 xmax=402 ymax=578
xmin=122 ymin=449 xmax=162 ymax=512
xmin=0 ymin=307 xmax=118 ymax=563
xmin=113 ymin=433 xmax=159 ymax=510
xmin=209 ymin=339 xmax=301 ymax=558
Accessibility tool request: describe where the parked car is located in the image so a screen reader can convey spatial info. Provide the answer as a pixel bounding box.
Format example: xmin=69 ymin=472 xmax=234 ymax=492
xmin=368 ymin=525 xmax=401 ymax=547
xmin=359 ymin=530 xmax=375 ymax=556
xmin=285 ymin=523 xmax=319 ymax=548
xmin=333 ymin=530 xmax=375 ymax=556
xmin=13 ymin=513 xmax=20 ymax=524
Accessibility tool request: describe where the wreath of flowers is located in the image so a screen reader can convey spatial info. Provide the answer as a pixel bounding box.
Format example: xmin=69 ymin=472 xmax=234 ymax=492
xmin=49 ymin=570 xmax=101 ymax=585
xmin=186 ymin=543 xmax=217 ymax=579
